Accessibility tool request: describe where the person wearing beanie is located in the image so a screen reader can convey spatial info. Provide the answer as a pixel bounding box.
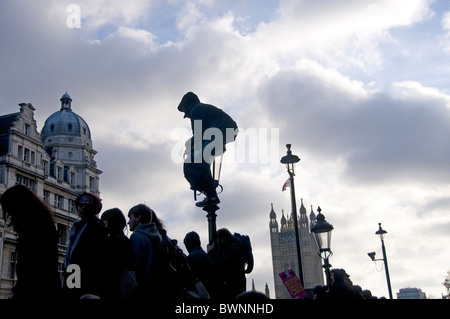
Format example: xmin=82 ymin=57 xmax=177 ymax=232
xmin=183 ymin=231 xmax=218 ymax=298
xmin=64 ymin=192 xmax=112 ymax=299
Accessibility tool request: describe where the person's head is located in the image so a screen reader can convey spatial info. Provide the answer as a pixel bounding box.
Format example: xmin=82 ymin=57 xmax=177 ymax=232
xmin=101 ymin=208 xmax=127 ymax=235
xmin=330 ymin=268 xmax=351 ymax=286
xmin=0 ymin=184 xmax=54 ymax=233
xmin=177 ymin=92 xmax=200 ymax=119
xmin=216 ymin=228 xmax=233 ymax=248
xmin=127 ymin=204 xmax=152 ymax=231
xmin=362 ymin=289 xmax=373 ymax=299
xmin=75 ymin=192 xmax=102 ymax=218
xmin=183 ymin=231 xmax=201 ymax=252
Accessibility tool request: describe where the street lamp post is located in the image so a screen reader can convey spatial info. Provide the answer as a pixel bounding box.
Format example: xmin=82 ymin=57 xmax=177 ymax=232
xmin=368 ymin=223 xmax=393 ymax=299
xmin=280 ymin=144 xmax=304 ymax=285
xmin=204 ymin=205 xmax=219 ymax=245
xmin=311 ymin=207 xmax=334 ymax=288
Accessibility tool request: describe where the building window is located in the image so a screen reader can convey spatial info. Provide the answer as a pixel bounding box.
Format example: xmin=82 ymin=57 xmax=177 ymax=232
xmin=89 ymin=176 xmax=95 ymax=190
xmin=0 ymin=166 xmax=5 ymax=184
xmin=70 ymin=172 xmax=76 ymax=186
xmin=17 ymin=145 xmax=23 ymax=159
xmin=24 ymin=148 xmax=30 ymax=162
xmin=15 ymin=174 xmax=35 ymax=191
xmin=54 ymin=194 xmax=64 ymax=209
xmin=68 ymin=124 xmax=72 ymax=131
xmin=57 ymin=166 xmax=63 ymax=180
xmin=24 ymin=124 xmax=30 ymax=136
xmin=57 ymin=224 xmax=68 ymax=246
xmin=42 ymin=160 xmax=49 ymax=175
xmin=9 ymin=251 xmax=16 ymax=279
xmin=30 ymin=151 xmax=35 ymax=164
xmin=43 ymin=190 xmax=50 ymax=203
xmin=68 ymin=199 xmax=75 ymax=213
xmin=50 ymin=124 xmax=54 ymax=132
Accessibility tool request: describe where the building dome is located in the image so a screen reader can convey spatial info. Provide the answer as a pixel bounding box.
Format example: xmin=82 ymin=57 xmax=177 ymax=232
xmin=41 ymin=92 xmax=91 ymax=140
xmin=61 ymin=92 xmax=72 ymax=100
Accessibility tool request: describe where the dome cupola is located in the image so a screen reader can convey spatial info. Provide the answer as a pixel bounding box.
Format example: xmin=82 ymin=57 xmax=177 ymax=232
xmin=60 ymin=91 xmax=72 ymax=110
xmin=41 ymin=92 xmax=91 ymax=141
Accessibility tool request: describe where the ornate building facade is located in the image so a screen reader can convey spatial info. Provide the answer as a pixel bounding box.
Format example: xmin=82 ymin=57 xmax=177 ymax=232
xmin=269 ymin=200 xmax=324 ymax=298
xmin=0 ymin=93 xmax=101 ymax=298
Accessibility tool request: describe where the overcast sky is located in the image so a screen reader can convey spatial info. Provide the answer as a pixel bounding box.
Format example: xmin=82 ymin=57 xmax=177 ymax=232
xmin=1 ymin=0 xmax=450 ymax=298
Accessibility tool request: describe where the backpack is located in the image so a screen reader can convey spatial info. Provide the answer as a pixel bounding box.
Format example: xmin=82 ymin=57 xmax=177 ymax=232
xmin=233 ymin=232 xmax=254 ymax=274
xmin=151 ymin=231 xmax=210 ymax=299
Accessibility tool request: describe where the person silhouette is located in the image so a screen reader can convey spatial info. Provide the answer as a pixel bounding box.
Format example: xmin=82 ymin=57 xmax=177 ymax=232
xmin=178 ymin=92 xmax=238 ymax=207
xmin=183 ymin=231 xmax=218 ymax=298
xmin=0 ymin=184 xmax=60 ymax=299
xmin=63 ymin=192 xmax=110 ymax=299
xmin=101 ymin=208 xmax=134 ymax=298
xmin=207 ymin=228 xmax=247 ymax=298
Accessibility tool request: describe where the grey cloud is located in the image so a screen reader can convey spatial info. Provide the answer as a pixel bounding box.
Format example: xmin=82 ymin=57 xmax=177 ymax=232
xmin=255 ymin=67 xmax=450 ymax=186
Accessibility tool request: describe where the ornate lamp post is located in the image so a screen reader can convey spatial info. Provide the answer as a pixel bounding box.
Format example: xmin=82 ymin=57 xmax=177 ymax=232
xmin=311 ymin=206 xmax=334 ymax=287
xmin=368 ymin=223 xmax=393 ymax=299
xmin=202 ymin=157 xmax=223 ymax=245
xmin=203 ymin=205 xmax=219 ymax=245
xmin=280 ymin=144 xmax=303 ymax=285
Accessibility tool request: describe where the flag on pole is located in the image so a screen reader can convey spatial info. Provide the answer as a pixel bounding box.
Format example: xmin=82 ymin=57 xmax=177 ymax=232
xmin=282 ymin=178 xmax=291 ymax=191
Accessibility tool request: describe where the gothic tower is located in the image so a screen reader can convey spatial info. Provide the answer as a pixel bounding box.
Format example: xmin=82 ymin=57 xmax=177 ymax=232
xmin=269 ymin=201 xmax=324 ymax=299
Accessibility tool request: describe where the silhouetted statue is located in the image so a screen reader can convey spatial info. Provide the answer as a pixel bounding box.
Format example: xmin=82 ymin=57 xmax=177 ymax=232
xmin=178 ymin=92 xmax=238 ymax=207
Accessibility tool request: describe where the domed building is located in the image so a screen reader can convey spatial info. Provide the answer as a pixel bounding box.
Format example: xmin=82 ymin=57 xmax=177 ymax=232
xmin=40 ymin=92 xmax=101 ymax=193
xmin=0 ymin=93 xmax=102 ymax=298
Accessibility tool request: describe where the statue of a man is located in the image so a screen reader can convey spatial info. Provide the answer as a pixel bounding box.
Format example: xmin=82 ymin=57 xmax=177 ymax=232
xmin=178 ymin=92 xmax=238 ymax=207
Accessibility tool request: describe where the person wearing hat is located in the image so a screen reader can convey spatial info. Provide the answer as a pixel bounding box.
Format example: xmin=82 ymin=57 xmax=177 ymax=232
xmin=177 ymin=92 xmax=238 ymax=207
xmin=183 ymin=231 xmax=218 ymax=298
xmin=64 ymin=192 xmax=112 ymax=299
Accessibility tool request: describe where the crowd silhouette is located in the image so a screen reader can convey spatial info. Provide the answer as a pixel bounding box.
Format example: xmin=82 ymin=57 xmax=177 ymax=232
xmin=0 ymin=186 xmax=252 ymax=300
xmin=0 ymin=185 xmax=383 ymax=301
xmin=312 ymin=268 xmax=383 ymax=300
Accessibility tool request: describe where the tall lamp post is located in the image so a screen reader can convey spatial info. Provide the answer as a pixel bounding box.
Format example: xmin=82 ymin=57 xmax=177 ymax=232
xmin=203 ymin=205 xmax=219 ymax=245
xmin=311 ymin=207 xmax=334 ymax=288
xmin=368 ymin=223 xmax=393 ymax=299
xmin=280 ymin=144 xmax=303 ymax=285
